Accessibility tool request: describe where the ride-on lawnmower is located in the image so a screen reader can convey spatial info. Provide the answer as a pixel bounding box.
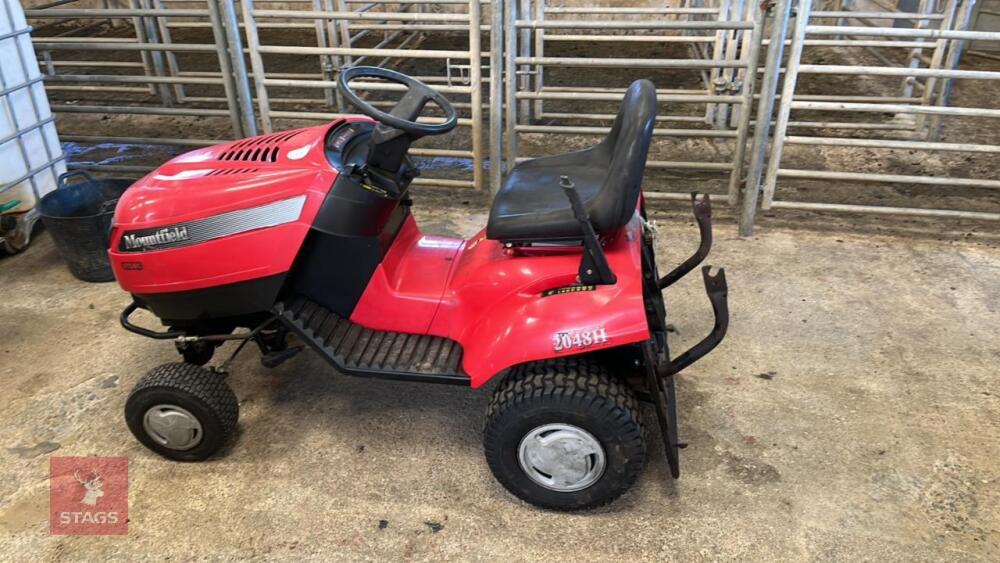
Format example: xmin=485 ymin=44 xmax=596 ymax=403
xmin=112 ymin=67 xmax=728 ymax=510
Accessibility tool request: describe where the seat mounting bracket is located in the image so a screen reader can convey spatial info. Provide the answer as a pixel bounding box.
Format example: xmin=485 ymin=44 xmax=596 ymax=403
xmin=559 ymin=175 xmax=617 ymax=285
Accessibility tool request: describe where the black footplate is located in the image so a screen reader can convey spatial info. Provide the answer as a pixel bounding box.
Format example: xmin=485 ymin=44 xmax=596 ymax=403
xmin=275 ymin=296 xmax=470 ymax=385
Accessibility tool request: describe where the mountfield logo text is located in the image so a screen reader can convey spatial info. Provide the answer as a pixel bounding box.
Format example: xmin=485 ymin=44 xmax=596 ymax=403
xmin=123 ymin=226 xmax=189 ymax=250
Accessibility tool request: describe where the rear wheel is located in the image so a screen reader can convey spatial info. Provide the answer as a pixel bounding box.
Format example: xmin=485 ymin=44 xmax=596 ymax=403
xmin=483 ymin=357 xmax=646 ymax=510
xmin=125 ymin=363 xmax=239 ymax=461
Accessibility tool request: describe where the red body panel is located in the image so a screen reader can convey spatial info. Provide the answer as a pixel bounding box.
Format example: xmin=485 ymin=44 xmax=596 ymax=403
xmin=351 ymin=212 xmax=649 ymax=387
xmin=111 ymin=118 xmax=650 ymax=387
xmin=109 ymin=120 xmax=356 ymax=293
xmin=349 ymin=215 xmax=462 ymax=334
xmin=113 ymin=221 xmax=312 ymax=294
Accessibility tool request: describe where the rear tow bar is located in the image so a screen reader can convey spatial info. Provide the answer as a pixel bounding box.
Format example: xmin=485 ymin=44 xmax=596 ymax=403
xmin=643 ymin=193 xmax=730 ymax=478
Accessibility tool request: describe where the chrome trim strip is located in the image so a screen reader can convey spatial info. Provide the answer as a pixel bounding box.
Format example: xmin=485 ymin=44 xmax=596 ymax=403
xmin=118 ymin=195 xmax=306 ymax=252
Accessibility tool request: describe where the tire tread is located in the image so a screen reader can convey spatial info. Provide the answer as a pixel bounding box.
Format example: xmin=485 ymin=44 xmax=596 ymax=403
xmin=128 ymin=362 xmax=238 ymax=437
xmin=484 ymin=356 xmax=646 ymax=510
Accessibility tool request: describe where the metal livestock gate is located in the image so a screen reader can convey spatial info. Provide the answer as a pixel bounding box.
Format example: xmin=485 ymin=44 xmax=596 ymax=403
xmin=499 ymin=0 xmax=765 ymax=206
xmin=20 ymin=0 xmax=1000 ymax=233
xmin=741 ymin=0 xmax=1000 ymax=232
xmin=25 ymin=0 xmax=488 ymax=190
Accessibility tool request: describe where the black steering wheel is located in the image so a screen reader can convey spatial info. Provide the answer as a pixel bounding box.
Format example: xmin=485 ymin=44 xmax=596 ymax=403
xmin=338 ymin=66 xmax=458 ymax=137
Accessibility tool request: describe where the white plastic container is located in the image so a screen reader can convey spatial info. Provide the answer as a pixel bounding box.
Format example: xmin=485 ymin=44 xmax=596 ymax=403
xmin=972 ymin=0 xmax=1000 ymax=53
xmin=0 ymin=0 xmax=65 ymax=253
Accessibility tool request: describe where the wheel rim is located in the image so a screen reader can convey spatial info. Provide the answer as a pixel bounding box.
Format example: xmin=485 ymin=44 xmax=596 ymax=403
xmin=143 ymin=404 xmax=203 ymax=451
xmin=517 ymin=423 xmax=606 ymax=492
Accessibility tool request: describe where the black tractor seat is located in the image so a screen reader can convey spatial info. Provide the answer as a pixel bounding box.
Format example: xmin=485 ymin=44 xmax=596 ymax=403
xmin=486 ymin=79 xmax=657 ymax=242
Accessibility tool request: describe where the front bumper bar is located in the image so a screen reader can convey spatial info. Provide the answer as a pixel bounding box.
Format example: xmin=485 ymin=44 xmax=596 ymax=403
xmin=120 ymin=301 xmax=185 ymax=340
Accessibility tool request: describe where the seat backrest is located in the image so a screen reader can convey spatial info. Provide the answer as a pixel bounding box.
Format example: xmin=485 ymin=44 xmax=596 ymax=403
xmin=589 ymin=79 xmax=657 ymax=233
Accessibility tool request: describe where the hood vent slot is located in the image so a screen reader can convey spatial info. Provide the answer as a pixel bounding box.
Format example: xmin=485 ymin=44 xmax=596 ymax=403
xmin=218 ymin=130 xmax=302 ymax=162
xmin=207 ymin=167 xmax=259 ymax=176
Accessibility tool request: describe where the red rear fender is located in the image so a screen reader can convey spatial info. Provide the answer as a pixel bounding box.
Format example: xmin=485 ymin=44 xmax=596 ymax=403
xmin=430 ymin=216 xmax=649 ymax=387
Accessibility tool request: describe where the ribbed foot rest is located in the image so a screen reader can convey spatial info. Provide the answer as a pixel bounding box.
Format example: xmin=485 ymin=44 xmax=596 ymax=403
xmin=275 ymin=296 xmax=469 ymax=385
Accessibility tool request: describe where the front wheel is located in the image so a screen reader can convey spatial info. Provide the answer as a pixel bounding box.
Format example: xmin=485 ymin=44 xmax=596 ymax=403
xmin=483 ymin=358 xmax=647 ymax=510
xmin=124 ymin=363 xmax=239 ymax=461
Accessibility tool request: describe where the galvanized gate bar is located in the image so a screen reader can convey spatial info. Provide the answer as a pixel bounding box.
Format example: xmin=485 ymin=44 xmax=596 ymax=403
xmin=489 ymin=0 xmax=504 ymax=193
xmin=758 ymin=0 xmax=813 ymax=211
xmin=26 ymin=0 xmax=1000 ymax=229
xmin=505 ymin=0 xmax=765 ymax=207
xmin=239 ymin=0 xmax=486 ymax=190
xmin=740 ymin=0 xmax=1000 ymax=229
xmin=27 ymin=0 xmax=252 ymax=141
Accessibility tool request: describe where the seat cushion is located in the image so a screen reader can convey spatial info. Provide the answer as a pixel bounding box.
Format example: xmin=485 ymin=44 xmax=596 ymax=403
xmin=485 ymin=79 xmax=657 ymax=242
xmin=486 ymin=149 xmax=610 ymax=241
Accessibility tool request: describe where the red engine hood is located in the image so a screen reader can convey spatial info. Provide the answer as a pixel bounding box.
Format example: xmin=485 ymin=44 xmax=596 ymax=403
xmin=114 ymin=122 xmax=342 ymax=230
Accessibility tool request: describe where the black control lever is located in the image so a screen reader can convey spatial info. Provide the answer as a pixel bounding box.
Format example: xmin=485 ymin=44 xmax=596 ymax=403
xmin=560 ymin=176 xmax=616 ymax=285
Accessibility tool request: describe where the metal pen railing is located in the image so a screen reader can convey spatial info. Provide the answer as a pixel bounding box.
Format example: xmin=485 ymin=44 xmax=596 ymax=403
xmin=502 ymin=0 xmax=764 ymax=203
xmin=739 ymin=0 xmax=1000 ymax=232
xmin=27 ymin=1 xmax=255 ymax=141
xmin=20 ymin=0 xmax=1000 ymax=232
xmin=239 ymin=0 xmax=486 ymax=190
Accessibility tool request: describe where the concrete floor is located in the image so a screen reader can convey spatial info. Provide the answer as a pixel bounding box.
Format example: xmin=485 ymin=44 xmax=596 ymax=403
xmin=0 ymin=199 xmax=997 ymax=561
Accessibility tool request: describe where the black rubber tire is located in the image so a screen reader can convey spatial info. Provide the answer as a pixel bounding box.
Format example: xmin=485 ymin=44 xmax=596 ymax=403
xmin=175 ymin=341 xmax=216 ymax=366
xmin=484 ymin=357 xmax=646 ymax=511
xmin=3 ymin=238 xmax=26 ymax=255
xmin=124 ymin=362 xmax=239 ymax=462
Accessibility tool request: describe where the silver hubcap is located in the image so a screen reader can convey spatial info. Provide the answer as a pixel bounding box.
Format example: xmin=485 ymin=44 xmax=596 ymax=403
xmin=143 ymin=404 xmax=203 ymax=451
xmin=517 ymin=423 xmax=606 ymax=492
